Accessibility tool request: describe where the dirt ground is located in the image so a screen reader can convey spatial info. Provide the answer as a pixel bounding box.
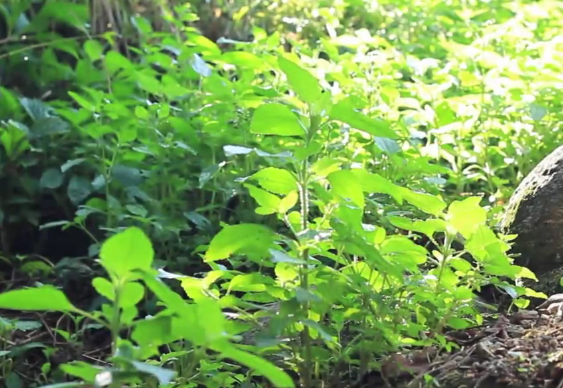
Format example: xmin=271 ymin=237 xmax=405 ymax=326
xmin=356 ymin=295 xmax=563 ymax=388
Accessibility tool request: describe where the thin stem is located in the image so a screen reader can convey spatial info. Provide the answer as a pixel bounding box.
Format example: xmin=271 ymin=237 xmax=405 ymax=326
xmin=297 ymin=113 xmax=322 ymax=388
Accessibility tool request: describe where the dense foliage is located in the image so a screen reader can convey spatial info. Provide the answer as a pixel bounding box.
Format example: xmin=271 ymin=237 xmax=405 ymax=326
xmin=1 ymin=0 xmax=562 ymax=387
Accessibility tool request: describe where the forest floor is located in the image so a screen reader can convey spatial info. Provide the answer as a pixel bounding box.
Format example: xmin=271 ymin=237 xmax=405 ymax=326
xmin=358 ymin=298 xmax=563 ymax=388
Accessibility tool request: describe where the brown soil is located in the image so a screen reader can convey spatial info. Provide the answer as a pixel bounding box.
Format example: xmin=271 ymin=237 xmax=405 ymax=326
xmin=356 ymin=307 xmax=563 ymax=388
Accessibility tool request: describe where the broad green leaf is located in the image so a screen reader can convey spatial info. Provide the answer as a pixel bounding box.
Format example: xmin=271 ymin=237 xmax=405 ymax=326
xmin=246 ymin=184 xmax=281 ymax=215
xmin=311 ymin=158 xmax=341 ymax=178
xmin=31 ymin=117 xmax=71 ymax=137
xmin=330 ymin=98 xmax=397 ymax=139
xmin=130 ymin=361 xmax=176 ymax=385
xmin=136 ymin=72 xmax=161 ymax=94
xmin=119 ymin=282 xmax=145 ymax=307
xmin=228 ymin=273 xmax=269 ymax=293
xmin=61 ymin=158 xmax=85 ymax=173
xmin=250 ymin=167 xmax=298 ymax=195
xmin=195 ymin=298 xmax=229 ymax=343
xmin=141 ymin=272 xmax=191 ymax=315
xmin=375 ymin=137 xmax=401 ymax=154
xmin=387 ymin=216 xmax=446 ymax=238
xmin=1 ymin=122 xmax=30 ymax=158
xmin=380 ymin=237 xmax=428 ymax=270
xmin=100 ymin=227 xmax=154 ymax=279
xmin=516 ymin=266 xmax=537 ymax=281
xmin=60 ymin=361 xmax=104 ymax=382
xmin=275 ymin=262 xmax=300 ymax=283
xmin=104 ymin=50 xmax=133 ymax=74
xmin=530 ymin=104 xmax=547 ymax=122
xmin=5 ymin=373 xmax=22 ymax=388
xmin=0 ymin=286 xmax=75 ymax=312
xmin=278 ymin=56 xmax=322 ymax=104
xmin=135 ymin=106 xmax=149 ymax=119
xmin=14 ymin=320 xmax=42 ymax=331
xmin=92 ymin=277 xmax=114 ymax=300
xmin=67 ymin=175 xmax=93 ymax=205
xmin=83 ymin=40 xmax=103 ymax=62
xmin=401 ymin=189 xmax=446 ymax=216
xmin=222 ymin=51 xmax=263 ymax=69
xmin=447 ymin=197 xmax=486 ymax=238
xmin=219 ymin=346 xmax=295 ymax=388
xmin=0 ymin=87 xmax=20 ymax=119
xmin=19 ymin=97 xmax=51 ymax=121
xmin=327 ymin=170 xmax=365 ymax=209
xmin=34 ymin=383 xmax=87 ymax=388
xmin=250 ymin=103 xmax=305 ymax=137
xmin=132 ymin=315 xmax=174 ymax=350
xmin=111 ymin=165 xmax=145 ymax=187
xmin=40 ymin=168 xmax=64 ymax=189
xmin=68 ymin=92 xmax=96 ymax=112
xmin=190 ymin=53 xmax=212 ymax=77
xmin=270 ymin=249 xmax=307 ymax=264
xmin=350 ymin=170 xmax=403 ymax=204
xmin=278 ymin=191 xmax=298 ymax=214
xmin=205 ymin=224 xmax=276 ymax=262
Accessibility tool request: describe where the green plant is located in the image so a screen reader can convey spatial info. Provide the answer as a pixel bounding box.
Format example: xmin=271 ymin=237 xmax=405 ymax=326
xmin=2 ymin=0 xmax=563 ymax=386
xmin=0 ymin=227 xmax=295 ymax=388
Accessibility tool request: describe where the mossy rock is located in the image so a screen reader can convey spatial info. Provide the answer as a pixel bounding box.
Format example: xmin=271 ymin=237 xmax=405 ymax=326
xmin=501 ymin=145 xmax=563 ymax=279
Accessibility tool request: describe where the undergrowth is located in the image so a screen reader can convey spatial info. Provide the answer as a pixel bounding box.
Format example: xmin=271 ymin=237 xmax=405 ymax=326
xmin=0 ymin=0 xmax=562 ymax=387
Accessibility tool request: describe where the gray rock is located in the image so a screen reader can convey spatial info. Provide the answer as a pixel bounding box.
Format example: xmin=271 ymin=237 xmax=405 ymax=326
xmin=501 ymin=145 xmax=563 ymax=277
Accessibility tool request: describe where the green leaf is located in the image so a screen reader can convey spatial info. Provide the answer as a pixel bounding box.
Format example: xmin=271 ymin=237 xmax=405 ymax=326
xmin=228 ymin=273 xmax=269 ymax=292
xmin=5 ymin=372 xmax=22 ymax=388
xmin=60 ymin=361 xmax=103 ymax=382
xmin=135 ymin=106 xmax=149 ymax=119
xmin=68 ymin=91 xmax=96 ymax=112
xmin=222 ymin=51 xmax=263 ymax=69
xmin=278 ymin=191 xmax=298 ymax=214
xmin=136 ymin=72 xmax=162 ymax=94
xmin=375 ymin=137 xmax=401 ymax=154
xmin=205 ymin=224 xmax=276 ymax=262
xmin=387 ymin=216 xmax=446 ymax=238
xmin=330 ymin=98 xmax=397 ymax=139
xmin=0 ymin=87 xmax=21 ymax=119
xmin=270 ymin=250 xmax=307 ymax=264
xmin=380 ymin=237 xmax=428 ymax=270
xmin=83 ymin=40 xmax=103 ymax=62
xmin=61 ymin=158 xmax=85 ymax=173
xmin=120 ymin=282 xmax=145 ymax=307
xmin=67 ymin=175 xmax=93 ymax=205
xmin=401 ymin=189 xmax=446 ymax=216
xmin=1 ymin=121 xmax=30 ymax=158
xmin=0 ymin=286 xmax=75 ymax=312
xmin=250 ymin=103 xmax=305 ymax=137
xmin=130 ymin=361 xmax=176 ymax=385
xmin=327 ymin=170 xmax=365 ymax=209
xmin=447 ymin=197 xmax=486 ymax=238
xmin=132 ymin=315 xmax=174 ymax=351
xmin=111 ymin=165 xmax=145 ymax=187
xmin=19 ymin=97 xmax=51 ymax=121
xmin=219 ymin=346 xmax=295 ymax=388
xmin=350 ymin=169 xmax=404 ymax=204
xmin=92 ymin=277 xmax=114 ymax=300
xmin=104 ymin=51 xmax=134 ymax=74
xmin=100 ymin=227 xmax=154 ymax=279
xmin=245 ymin=184 xmax=281 ymax=215
xmin=34 ymin=383 xmax=87 ymax=388
xmin=40 ymin=168 xmax=64 ymax=189
xmin=190 ymin=53 xmax=212 ymax=77
xmin=31 ymin=117 xmax=71 ymax=137
xmin=278 ymin=56 xmax=322 ymax=104
xmin=250 ymin=167 xmax=298 ymax=195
